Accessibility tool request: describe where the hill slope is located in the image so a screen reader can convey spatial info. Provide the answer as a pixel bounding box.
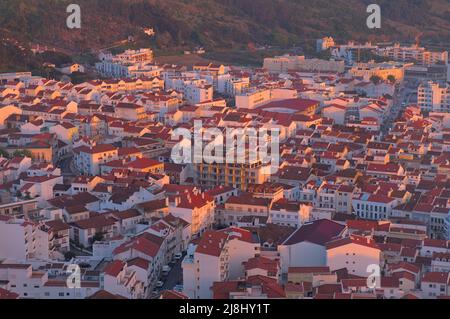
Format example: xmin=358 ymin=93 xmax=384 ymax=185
xmin=0 ymin=0 xmax=449 ymax=70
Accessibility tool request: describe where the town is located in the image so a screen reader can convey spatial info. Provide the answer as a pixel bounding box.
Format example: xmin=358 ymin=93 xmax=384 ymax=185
xmin=0 ymin=36 xmax=449 ymax=301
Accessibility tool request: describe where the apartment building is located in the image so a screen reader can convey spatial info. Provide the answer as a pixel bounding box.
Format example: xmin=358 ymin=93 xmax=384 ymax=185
xmin=349 ymin=61 xmax=412 ymax=82
xmin=168 ymin=189 xmax=215 ymax=238
xmin=376 ymin=44 xmax=448 ymax=66
xmin=326 ymin=235 xmax=381 ymax=277
xmin=263 ymin=55 xmax=345 ymax=73
xmin=182 ymin=228 xmax=259 ymax=299
xmin=73 ymin=144 xmax=119 ymax=175
xmin=418 ymin=81 xmax=450 ymax=113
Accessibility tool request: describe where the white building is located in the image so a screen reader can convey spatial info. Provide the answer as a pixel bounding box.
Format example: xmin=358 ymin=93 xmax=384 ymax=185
xmin=0 ymin=217 xmax=50 ymax=261
xmin=352 ymin=193 xmax=399 ymax=220
xmin=418 ymin=81 xmax=450 ymax=113
xmin=268 ymin=199 xmax=311 ymax=228
xmin=445 ymin=212 xmax=450 ymax=240
xmin=326 ymin=235 xmax=381 ymax=278
xmin=278 ymin=219 xmax=346 ymax=273
xmin=73 ymin=144 xmax=118 ymax=176
xmin=182 ymin=227 xmax=259 ymax=299
xmin=420 ymin=272 xmax=450 ymax=299
xmin=316 ymin=37 xmax=335 ymax=52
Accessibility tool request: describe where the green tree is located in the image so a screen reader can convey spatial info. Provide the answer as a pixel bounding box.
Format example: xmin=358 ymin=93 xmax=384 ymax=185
xmin=12 ymin=149 xmax=32 ymax=158
xmin=92 ymin=233 xmax=104 ymax=243
xmin=64 ymin=251 xmax=76 ymax=261
xmin=370 ymin=75 xmax=382 ymax=85
xmin=0 ymin=148 xmax=9 ymax=158
xmin=387 ymin=75 xmax=396 ymax=84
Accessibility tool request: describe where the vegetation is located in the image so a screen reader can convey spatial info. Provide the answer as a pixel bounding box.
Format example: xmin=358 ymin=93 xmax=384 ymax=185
xmin=0 ymin=148 xmax=9 ymax=158
xmin=12 ymin=149 xmax=32 ymax=158
xmin=64 ymin=251 xmax=76 ymax=261
xmin=0 ymin=0 xmax=449 ymax=70
xmin=387 ymin=75 xmax=396 ymax=84
xmin=370 ymin=75 xmax=382 ymax=85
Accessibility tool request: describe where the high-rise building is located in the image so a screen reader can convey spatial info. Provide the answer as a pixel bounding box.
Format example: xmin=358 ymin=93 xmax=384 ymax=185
xmin=417 ymin=81 xmax=450 ymax=113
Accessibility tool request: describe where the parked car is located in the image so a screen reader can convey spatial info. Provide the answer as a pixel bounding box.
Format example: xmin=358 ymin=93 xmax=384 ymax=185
xmin=174 ymin=253 xmax=183 ymax=260
xmin=162 ymin=265 xmax=171 ymax=276
xmin=174 ymin=285 xmax=183 ymax=293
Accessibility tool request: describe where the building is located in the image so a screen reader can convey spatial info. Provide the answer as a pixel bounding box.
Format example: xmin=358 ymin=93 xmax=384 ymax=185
xmin=268 ymin=199 xmax=312 ymax=228
xmin=420 ymin=272 xmax=450 ymax=299
xmin=278 ymin=219 xmax=347 ymax=273
xmin=263 ymin=55 xmax=345 ymax=73
xmin=316 ymin=37 xmax=335 ymax=52
xmin=0 ymin=217 xmax=50 ymax=260
xmin=73 ymin=144 xmax=119 ymax=175
xmin=418 ymin=81 xmax=450 ymax=113
xmin=326 ymin=235 xmax=381 ymax=277
xmin=352 ymin=194 xmax=399 ymax=220
xmin=376 ymin=44 xmax=448 ymax=66
xmin=349 ymin=61 xmax=412 ymax=82
xmin=168 ymin=189 xmax=215 ymax=237
xmin=182 ymin=228 xmax=259 ymax=299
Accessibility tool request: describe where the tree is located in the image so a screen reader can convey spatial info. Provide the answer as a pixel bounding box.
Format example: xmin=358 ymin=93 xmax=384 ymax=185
xmin=370 ymin=75 xmax=382 ymax=85
xmin=0 ymin=148 xmax=9 ymax=158
xmin=12 ymin=149 xmax=32 ymax=158
xmin=387 ymin=75 xmax=396 ymax=84
xmin=64 ymin=251 xmax=76 ymax=261
xmin=92 ymin=233 xmax=104 ymax=243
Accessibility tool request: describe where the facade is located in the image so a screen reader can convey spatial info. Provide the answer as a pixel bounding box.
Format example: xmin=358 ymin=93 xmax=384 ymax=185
xmin=263 ymin=55 xmax=345 ymax=73
xmin=376 ymin=44 xmax=449 ymax=66
xmin=418 ymin=81 xmax=450 ymax=113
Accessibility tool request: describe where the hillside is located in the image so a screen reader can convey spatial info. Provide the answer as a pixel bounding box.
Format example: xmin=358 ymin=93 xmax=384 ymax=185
xmin=0 ymin=0 xmax=450 ymax=71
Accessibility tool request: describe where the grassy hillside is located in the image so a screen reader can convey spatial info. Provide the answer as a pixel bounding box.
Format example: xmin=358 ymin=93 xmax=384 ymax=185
xmin=0 ymin=0 xmax=449 ymax=70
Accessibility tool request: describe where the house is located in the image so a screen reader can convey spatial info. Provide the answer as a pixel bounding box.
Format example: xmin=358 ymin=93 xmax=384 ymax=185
xmin=326 ymin=234 xmax=381 ymax=277
xmin=268 ymin=199 xmax=312 ymax=228
xmin=73 ymin=144 xmax=118 ymax=175
xmin=168 ymin=188 xmax=215 ymax=237
xmin=243 ymin=256 xmax=280 ymax=281
xmin=112 ymin=232 xmax=166 ymax=282
xmin=102 ymin=260 xmax=145 ymax=299
xmin=70 ymin=215 xmax=118 ymax=248
xmin=182 ymin=227 xmax=259 ymax=299
xmin=278 ymin=219 xmax=347 ymax=273
xmin=420 ymin=272 xmax=450 ymax=299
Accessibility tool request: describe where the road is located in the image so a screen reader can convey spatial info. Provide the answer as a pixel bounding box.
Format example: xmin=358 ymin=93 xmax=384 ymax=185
xmin=381 ymin=80 xmax=417 ymax=136
xmin=57 ymin=155 xmax=78 ymax=177
xmin=148 ymin=255 xmax=184 ymax=299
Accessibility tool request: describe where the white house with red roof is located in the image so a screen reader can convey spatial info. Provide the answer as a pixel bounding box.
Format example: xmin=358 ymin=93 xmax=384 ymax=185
xmin=168 ymin=189 xmax=215 ymax=237
xmin=278 ymin=219 xmax=347 ymax=273
xmin=182 ymin=227 xmax=259 ymax=299
xmin=112 ymin=232 xmax=166 ymax=282
xmin=70 ymin=215 xmax=119 ymax=248
xmin=73 ymin=144 xmax=118 ymax=175
xmin=243 ymin=256 xmax=280 ymax=281
xmin=420 ymin=272 xmax=450 ymax=299
xmin=352 ymin=193 xmax=400 ymax=220
xmin=0 ymin=217 xmax=50 ymax=260
xmin=326 ymin=234 xmax=381 ymax=278
xmin=103 ymin=260 xmax=145 ymax=299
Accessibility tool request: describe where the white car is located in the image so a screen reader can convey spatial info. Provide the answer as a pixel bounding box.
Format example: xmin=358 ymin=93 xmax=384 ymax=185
xmin=174 ymin=253 xmax=183 ymax=260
